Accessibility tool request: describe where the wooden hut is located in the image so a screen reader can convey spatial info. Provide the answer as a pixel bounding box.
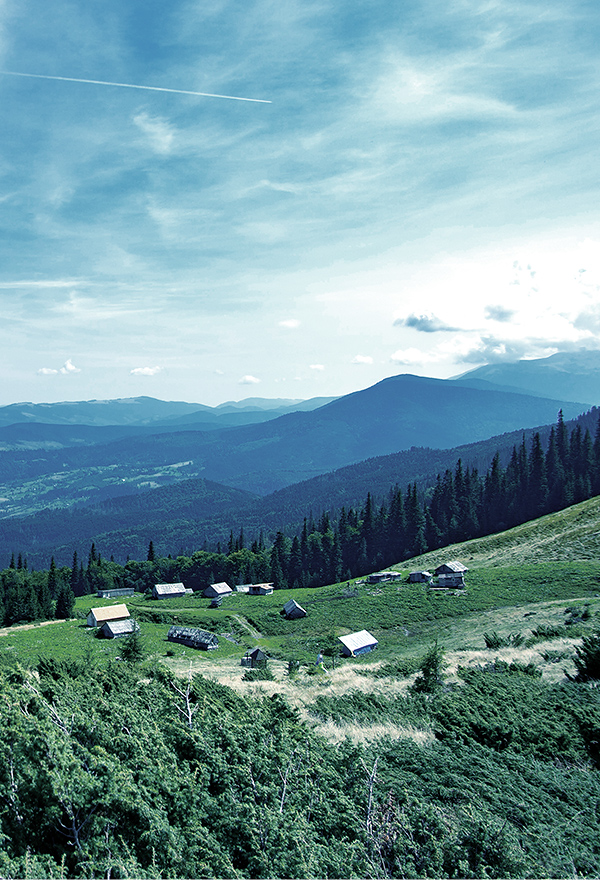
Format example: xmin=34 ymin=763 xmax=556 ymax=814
xmin=203 ymin=582 xmax=232 ymax=599
xmin=86 ymin=604 xmax=130 ymax=627
xmin=434 ymin=561 xmax=468 ymax=587
xmin=338 ymin=630 xmax=378 ymax=657
xmin=152 ymin=582 xmax=187 ymax=600
xmin=167 ymin=626 xmax=219 ymax=650
xmin=241 ymin=647 xmax=268 ymax=668
xmin=99 ymin=619 xmax=139 ymax=639
xmin=97 ymin=587 xmax=135 ymax=599
xmin=281 ymin=599 xmax=307 ymax=619
xmin=409 ymin=570 xmax=432 ymax=583
xmin=248 ymin=583 xmax=274 ymax=596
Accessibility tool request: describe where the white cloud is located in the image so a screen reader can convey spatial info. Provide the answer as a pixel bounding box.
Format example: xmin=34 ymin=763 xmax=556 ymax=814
xmin=352 ymin=355 xmax=373 ymax=365
xmin=395 ymin=313 xmax=460 ymax=333
xmin=239 ymin=374 xmax=260 ymax=385
xmin=309 ymin=364 xmax=325 ymax=371
xmin=37 ymin=367 xmax=59 ymax=375
xmin=279 ymin=319 xmax=300 ymax=329
xmin=130 ymin=366 xmax=161 ymax=376
xmin=133 ymin=112 xmax=175 ymax=155
xmin=60 ymin=359 xmax=81 ymax=374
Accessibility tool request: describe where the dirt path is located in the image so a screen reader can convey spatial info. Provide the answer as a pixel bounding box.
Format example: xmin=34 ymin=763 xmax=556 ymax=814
xmin=0 ymin=618 xmax=67 ymax=637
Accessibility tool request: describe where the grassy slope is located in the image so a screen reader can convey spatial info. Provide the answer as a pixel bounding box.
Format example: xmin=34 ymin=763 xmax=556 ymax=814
xmin=3 ymin=495 xmax=600 ymax=674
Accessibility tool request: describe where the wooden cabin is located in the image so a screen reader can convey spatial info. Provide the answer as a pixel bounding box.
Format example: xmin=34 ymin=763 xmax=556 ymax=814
xmin=281 ymin=599 xmax=307 ymax=619
xmin=86 ymin=604 xmax=130 ymax=628
xmin=167 ymin=626 xmax=219 ymax=650
xmin=152 ymin=582 xmax=187 ymax=600
xmin=338 ymin=630 xmax=378 ymax=657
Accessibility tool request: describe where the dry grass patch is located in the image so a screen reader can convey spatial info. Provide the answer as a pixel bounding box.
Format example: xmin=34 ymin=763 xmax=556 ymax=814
xmin=311 ymin=718 xmax=435 ymax=746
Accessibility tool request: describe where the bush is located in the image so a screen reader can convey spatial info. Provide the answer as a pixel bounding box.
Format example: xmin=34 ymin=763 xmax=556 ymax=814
xmin=242 ymin=666 xmax=275 ymax=682
xmin=567 ymin=630 xmax=600 ymax=682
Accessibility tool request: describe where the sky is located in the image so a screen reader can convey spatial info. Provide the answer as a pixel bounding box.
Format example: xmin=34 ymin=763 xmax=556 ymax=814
xmin=1 ymin=0 xmax=599 ymax=406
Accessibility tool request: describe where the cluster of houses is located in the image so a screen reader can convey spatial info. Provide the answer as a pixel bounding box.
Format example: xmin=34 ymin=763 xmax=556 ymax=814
xmin=409 ymin=560 xmax=468 ymax=588
xmin=88 ymin=562 xmax=466 ymax=661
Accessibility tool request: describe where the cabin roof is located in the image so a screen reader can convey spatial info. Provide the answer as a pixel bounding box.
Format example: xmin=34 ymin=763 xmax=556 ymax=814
xmin=338 ymin=629 xmax=378 ymax=653
xmin=89 ymin=604 xmax=130 ymax=623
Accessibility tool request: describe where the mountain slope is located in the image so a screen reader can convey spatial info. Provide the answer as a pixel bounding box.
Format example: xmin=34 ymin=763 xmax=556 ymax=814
xmin=3 ymin=407 xmax=598 ymax=568
xmin=455 ymin=350 xmax=600 ymax=405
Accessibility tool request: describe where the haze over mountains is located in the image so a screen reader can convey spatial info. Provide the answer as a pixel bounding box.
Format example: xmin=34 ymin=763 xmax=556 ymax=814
xmin=0 ymin=351 xmax=598 ymax=565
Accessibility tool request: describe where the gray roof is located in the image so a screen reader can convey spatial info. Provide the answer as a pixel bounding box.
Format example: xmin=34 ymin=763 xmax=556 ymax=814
xmin=435 ymin=561 xmax=468 ymax=574
xmin=338 ymin=630 xmax=378 ymax=653
xmin=154 ymin=582 xmax=186 ymax=596
xmin=167 ymin=626 xmax=218 ymax=647
xmin=100 ymin=619 xmax=138 ymax=637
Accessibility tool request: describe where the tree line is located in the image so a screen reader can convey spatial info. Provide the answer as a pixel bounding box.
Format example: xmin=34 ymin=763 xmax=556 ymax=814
xmin=2 ymin=412 xmax=600 ymax=614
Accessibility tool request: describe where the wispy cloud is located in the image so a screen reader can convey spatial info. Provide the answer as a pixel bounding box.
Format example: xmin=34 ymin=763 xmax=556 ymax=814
xmin=352 ymin=355 xmax=373 ymax=365
xmin=485 ymin=305 xmax=516 ymax=323
xmin=133 ymin=112 xmax=175 ymax=155
xmin=239 ymin=375 xmax=260 ymax=385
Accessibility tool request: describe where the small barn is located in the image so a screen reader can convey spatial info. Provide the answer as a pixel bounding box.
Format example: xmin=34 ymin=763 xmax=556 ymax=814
xmin=167 ymin=626 xmax=219 ymax=650
xmin=434 ymin=561 xmax=468 ymax=588
xmin=97 ymin=587 xmax=135 ymax=599
xmin=152 ymin=582 xmax=187 ymax=600
xmin=241 ymin=647 xmax=268 ymax=668
xmin=99 ymin=619 xmax=139 ymax=639
xmin=87 ymin=604 xmax=130 ymax=628
xmin=281 ymin=599 xmax=307 ymax=620
xmin=409 ymin=570 xmax=432 ymax=583
xmin=367 ymin=571 xmax=403 ymax=584
xmin=338 ymin=630 xmax=378 ymax=657
xmin=204 ymin=582 xmax=233 ymax=599
xmin=248 ymin=583 xmax=274 ymax=596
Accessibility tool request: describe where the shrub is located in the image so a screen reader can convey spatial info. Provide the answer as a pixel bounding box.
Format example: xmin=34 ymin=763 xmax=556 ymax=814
xmin=242 ymin=666 xmax=275 ymax=682
xmin=567 ymin=630 xmax=600 ymax=682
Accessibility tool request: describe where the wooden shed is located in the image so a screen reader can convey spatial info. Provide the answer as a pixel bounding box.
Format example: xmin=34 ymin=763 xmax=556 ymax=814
xmin=152 ymin=582 xmax=187 ymax=600
xmin=248 ymin=583 xmax=274 ymax=596
xmin=281 ymin=599 xmax=307 ymax=619
xmin=409 ymin=570 xmax=432 ymax=583
xmin=338 ymin=630 xmax=378 ymax=657
xmin=241 ymin=647 xmax=268 ymax=668
xmin=367 ymin=571 xmax=403 ymax=584
xmin=87 ymin=604 xmax=130 ymax=627
xmin=434 ymin=561 xmax=467 ymax=588
xmin=99 ymin=619 xmax=139 ymax=639
xmin=167 ymin=626 xmax=219 ymax=650
xmin=203 ymin=582 xmax=233 ymax=599
xmin=97 ymin=587 xmax=135 ymax=599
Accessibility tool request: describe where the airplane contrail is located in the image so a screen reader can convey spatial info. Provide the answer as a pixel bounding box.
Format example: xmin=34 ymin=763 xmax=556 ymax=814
xmin=0 ymin=70 xmax=271 ymax=103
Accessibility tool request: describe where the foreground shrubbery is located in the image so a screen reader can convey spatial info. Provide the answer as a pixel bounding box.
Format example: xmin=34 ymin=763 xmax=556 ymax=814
xmin=0 ymin=654 xmax=598 ymax=878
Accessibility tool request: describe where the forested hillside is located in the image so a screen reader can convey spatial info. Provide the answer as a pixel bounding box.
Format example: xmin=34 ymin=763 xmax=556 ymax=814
xmin=0 ymin=610 xmax=598 ymax=877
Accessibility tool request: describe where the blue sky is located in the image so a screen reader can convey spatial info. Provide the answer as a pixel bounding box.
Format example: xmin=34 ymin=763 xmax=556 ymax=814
xmin=1 ymin=0 xmax=599 ymax=405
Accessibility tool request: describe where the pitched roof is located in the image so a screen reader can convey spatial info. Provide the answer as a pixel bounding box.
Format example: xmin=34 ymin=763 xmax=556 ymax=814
xmin=283 ymin=598 xmax=307 ymax=615
xmin=207 ymin=582 xmax=232 ymax=595
xmin=338 ymin=630 xmax=378 ymax=653
xmin=89 ymin=604 xmax=130 ymax=623
xmin=167 ymin=626 xmax=218 ymax=647
xmin=100 ymin=619 xmax=138 ymax=637
xmin=154 ymin=582 xmax=186 ymax=596
xmin=435 ymin=561 xmax=468 ymax=573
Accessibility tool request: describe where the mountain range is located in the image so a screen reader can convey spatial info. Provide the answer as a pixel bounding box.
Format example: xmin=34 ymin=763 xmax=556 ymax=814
xmin=0 ymin=350 xmax=599 ymax=565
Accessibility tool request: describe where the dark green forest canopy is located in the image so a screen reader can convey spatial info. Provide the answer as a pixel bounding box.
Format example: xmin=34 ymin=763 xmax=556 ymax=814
xmin=0 ymin=655 xmax=598 ymax=878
